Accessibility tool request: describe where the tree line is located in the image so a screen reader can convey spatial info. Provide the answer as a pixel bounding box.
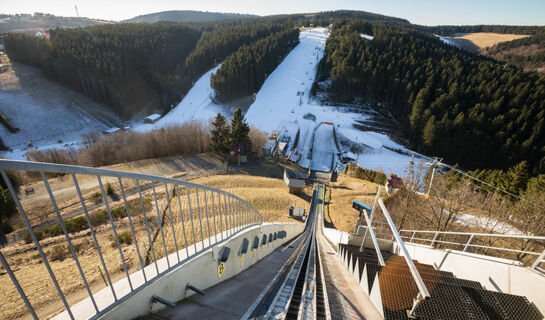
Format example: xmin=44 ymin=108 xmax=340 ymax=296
xmin=211 ymin=28 xmax=299 ymax=101
xmin=421 ymin=25 xmax=545 ymax=37
xmin=185 ymin=23 xmax=288 ymax=78
xmin=318 ymin=20 xmax=545 ymax=175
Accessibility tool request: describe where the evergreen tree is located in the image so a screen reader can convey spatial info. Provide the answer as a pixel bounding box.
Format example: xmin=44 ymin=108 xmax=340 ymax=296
xmin=0 ymin=172 xmax=20 ymax=233
xmin=507 ymin=161 xmax=530 ymax=194
xmin=210 ymin=113 xmax=230 ymax=154
xmin=230 ymin=108 xmax=251 ymax=147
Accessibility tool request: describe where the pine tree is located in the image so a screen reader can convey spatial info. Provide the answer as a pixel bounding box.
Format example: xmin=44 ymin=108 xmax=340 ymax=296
xmin=230 ymin=108 xmax=251 ymax=147
xmin=0 ymin=172 xmax=20 ymax=234
xmin=210 ymin=113 xmax=230 ymax=154
xmin=507 ymin=161 xmax=530 ymax=194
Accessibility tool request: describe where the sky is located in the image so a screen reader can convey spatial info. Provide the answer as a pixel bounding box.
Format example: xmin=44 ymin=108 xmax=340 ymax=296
xmin=1 ymin=0 xmax=544 ymax=25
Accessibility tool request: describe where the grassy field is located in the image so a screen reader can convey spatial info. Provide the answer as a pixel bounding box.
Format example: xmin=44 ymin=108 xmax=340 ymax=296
xmin=0 ymin=161 xmax=308 ymax=319
xmin=324 ymin=175 xmax=381 ymax=233
xmin=445 ymin=33 xmax=529 ymax=52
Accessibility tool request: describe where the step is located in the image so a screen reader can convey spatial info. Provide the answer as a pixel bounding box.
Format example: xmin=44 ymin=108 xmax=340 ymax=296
xmin=378 ymin=273 xmax=541 ymax=320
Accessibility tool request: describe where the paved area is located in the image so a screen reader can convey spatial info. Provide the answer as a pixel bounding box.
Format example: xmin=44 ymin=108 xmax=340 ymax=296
xmin=149 ymin=234 xmax=304 ymax=319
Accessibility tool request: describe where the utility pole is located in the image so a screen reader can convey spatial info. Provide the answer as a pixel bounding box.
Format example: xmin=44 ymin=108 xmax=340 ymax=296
xmin=297 ymin=91 xmax=304 ymax=106
xmin=426 ymin=157 xmax=442 ymax=196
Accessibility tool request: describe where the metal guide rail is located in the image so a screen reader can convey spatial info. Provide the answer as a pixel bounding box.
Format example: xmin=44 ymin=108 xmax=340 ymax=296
xmin=244 ymin=183 xmax=331 ymax=320
xmin=0 ymin=160 xmax=263 ymax=320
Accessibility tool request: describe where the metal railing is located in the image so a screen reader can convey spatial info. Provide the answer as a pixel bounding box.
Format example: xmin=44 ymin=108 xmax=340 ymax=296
xmin=0 ymin=160 xmax=263 ymax=319
xmin=396 ymin=229 xmax=545 ymax=272
xmin=358 ymin=191 xmax=431 ymax=316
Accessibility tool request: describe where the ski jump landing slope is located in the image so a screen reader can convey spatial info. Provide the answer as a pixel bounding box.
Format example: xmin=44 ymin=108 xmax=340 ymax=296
xmin=311 ymin=123 xmax=336 ymax=172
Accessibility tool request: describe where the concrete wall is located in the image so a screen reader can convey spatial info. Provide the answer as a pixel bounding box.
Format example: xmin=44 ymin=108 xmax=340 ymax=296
xmin=53 ymin=222 xmax=304 ymax=320
xmin=396 ymin=242 xmax=545 ymax=315
xmin=103 ymin=222 xmax=304 ymax=320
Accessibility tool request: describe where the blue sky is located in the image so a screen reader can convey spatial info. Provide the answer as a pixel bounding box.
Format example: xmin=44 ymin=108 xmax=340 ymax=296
xmin=1 ymin=0 xmax=544 ymax=25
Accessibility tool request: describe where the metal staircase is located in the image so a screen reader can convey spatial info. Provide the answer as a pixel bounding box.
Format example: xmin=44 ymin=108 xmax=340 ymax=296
xmin=339 ymin=244 xmax=542 ymax=319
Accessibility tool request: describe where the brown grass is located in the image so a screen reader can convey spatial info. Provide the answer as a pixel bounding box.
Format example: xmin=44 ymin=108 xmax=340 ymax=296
xmin=445 ymin=33 xmax=529 ymax=52
xmin=324 ymin=175 xmax=381 ymax=233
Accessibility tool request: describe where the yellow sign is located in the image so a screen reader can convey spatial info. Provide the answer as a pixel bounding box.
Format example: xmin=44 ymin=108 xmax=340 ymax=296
xmin=240 ymin=254 xmax=244 ymax=266
xmin=217 ymin=262 xmax=225 ymax=279
xmin=252 ymin=249 xmax=256 ymax=259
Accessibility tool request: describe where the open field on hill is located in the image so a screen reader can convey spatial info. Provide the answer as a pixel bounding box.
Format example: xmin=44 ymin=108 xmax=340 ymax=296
xmin=444 ymin=32 xmax=529 ymax=52
xmin=323 ymin=175 xmax=380 ymax=233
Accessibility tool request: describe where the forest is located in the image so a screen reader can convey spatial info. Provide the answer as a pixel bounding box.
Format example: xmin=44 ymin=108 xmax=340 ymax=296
xmin=2 ymin=10 xmax=428 ymax=118
xmin=211 ymin=28 xmax=300 ymax=101
xmin=317 ymin=20 xmax=545 ymax=175
xmin=4 ymin=21 xmax=296 ymax=118
xmin=5 ymin=23 xmax=202 ymax=118
xmin=186 ymin=23 xmax=288 ymax=78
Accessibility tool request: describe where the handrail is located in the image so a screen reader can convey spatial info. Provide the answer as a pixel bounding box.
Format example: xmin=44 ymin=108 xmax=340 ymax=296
xmin=360 ymin=186 xmax=385 ymax=266
xmin=0 ymin=159 xmax=263 ymax=319
xmin=377 ymin=199 xmax=430 ymax=299
xmin=399 ymin=229 xmax=545 ymax=241
xmin=394 ymin=229 xmax=545 ymax=271
xmin=0 ymin=159 xmax=263 ymax=221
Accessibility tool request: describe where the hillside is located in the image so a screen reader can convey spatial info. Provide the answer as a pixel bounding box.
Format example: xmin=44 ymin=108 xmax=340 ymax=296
xmin=0 ymin=13 xmax=108 ymax=33
xmin=123 ymin=10 xmax=257 ymax=23
xmin=482 ymin=33 xmax=545 ymax=74
xmin=0 ymin=54 xmax=120 ymax=160
xmin=317 ymin=21 xmax=545 ymax=174
xmin=438 ymin=32 xmax=529 ymax=53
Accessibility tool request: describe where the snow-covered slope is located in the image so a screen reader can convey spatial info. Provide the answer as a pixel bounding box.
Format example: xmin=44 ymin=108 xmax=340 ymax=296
xmin=245 ymin=28 xmax=417 ymax=176
xmin=133 ymin=65 xmax=230 ymax=132
xmin=311 ymin=123 xmax=336 ymax=172
xmin=436 ymin=35 xmax=460 ymax=48
xmin=0 ymin=61 xmax=118 ymax=160
xmin=245 ymin=28 xmax=327 ymax=132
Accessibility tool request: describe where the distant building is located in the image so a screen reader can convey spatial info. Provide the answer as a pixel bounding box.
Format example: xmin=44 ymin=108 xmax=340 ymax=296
xmin=143 ymin=113 xmax=161 ymax=124
xmin=230 ymin=143 xmax=250 ymax=164
xmin=385 ymin=175 xmax=403 ymax=195
xmin=277 ymin=141 xmax=288 ymax=156
xmin=283 ymin=169 xmax=306 ymax=194
xmin=104 ymin=127 xmax=120 ymax=135
xmin=263 ymin=139 xmax=278 ymax=157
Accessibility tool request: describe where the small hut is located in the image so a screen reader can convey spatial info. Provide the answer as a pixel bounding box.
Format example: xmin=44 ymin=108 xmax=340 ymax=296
xmin=144 ymin=113 xmax=161 ymax=124
xmin=230 ymin=143 xmax=250 ymax=164
xmin=385 ymin=175 xmax=403 ymax=195
xmin=284 ymin=169 xmax=306 ymax=194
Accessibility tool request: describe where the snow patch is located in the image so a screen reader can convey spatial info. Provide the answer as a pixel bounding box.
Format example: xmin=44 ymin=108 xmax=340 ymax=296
xmin=132 ymin=65 xmax=229 ymax=132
